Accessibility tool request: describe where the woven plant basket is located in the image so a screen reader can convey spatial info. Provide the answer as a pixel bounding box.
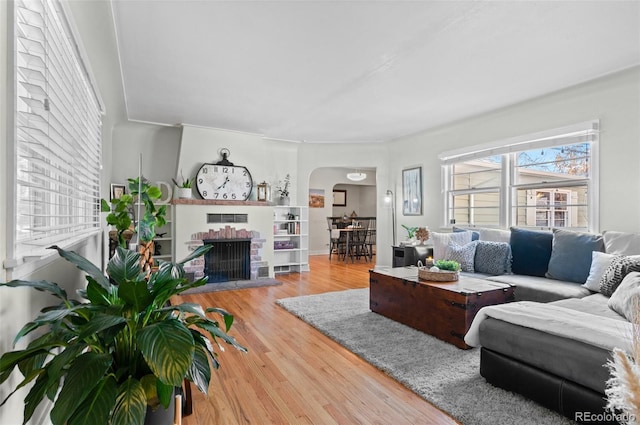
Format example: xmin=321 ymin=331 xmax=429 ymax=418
xmin=418 ymin=267 xmax=459 ymax=282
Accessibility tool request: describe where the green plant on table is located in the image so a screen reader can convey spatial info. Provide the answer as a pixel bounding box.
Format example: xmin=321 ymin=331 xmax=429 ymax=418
xmin=434 ymin=259 xmax=460 ymax=272
xmin=0 ymin=244 xmax=247 ymax=425
xmin=401 ymin=224 xmax=418 ymax=239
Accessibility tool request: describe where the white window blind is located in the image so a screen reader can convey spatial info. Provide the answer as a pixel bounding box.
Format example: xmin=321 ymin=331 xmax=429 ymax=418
xmin=12 ymin=0 xmax=103 ymax=259
xmin=438 ymin=121 xmax=599 ymax=165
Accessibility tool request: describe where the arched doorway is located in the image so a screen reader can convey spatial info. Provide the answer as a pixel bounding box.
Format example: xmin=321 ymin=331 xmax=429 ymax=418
xmin=307 ymin=167 xmax=377 ymax=259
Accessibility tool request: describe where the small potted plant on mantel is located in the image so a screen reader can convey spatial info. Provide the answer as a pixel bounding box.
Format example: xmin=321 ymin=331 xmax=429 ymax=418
xmin=172 ymin=170 xmax=194 ymax=199
xmin=0 ymin=244 xmax=247 ymax=425
xmin=275 ymin=174 xmax=291 ymax=206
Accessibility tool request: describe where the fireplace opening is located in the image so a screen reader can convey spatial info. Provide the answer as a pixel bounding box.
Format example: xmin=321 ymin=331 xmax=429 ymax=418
xmin=203 ymin=239 xmax=251 ymax=282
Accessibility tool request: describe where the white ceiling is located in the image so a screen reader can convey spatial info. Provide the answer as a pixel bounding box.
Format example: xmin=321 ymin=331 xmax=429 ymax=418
xmin=111 ymin=1 xmax=640 ymax=143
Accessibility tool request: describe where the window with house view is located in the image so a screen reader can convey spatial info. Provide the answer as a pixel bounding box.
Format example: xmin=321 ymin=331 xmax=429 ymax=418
xmin=449 ymin=156 xmax=503 ymax=227
xmin=442 ymin=124 xmax=597 ymax=231
xmin=513 ymin=143 xmax=590 ymax=229
xmin=9 ymin=0 xmax=103 ymax=262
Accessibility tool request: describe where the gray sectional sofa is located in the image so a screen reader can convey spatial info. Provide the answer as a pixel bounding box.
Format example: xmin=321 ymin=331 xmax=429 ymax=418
xmin=429 ymin=227 xmax=640 ymax=424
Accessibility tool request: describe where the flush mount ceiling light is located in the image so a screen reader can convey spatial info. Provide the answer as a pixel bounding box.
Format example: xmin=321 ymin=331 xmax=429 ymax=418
xmin=346 ymin=170 xmax=367 ymax=181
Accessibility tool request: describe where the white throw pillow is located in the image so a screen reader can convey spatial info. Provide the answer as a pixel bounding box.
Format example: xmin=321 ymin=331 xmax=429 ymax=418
xmin=582 ymin=251 xmax=616 ymax=292
xmin=430 ymin=231 xmax=472 ymax=261
xmin=603 ymin=230 xmax=640 ymax=255
xmin=477 ymin=227 xmax=511 ymax=243
xmin=608 ymin=272 xmax=640 ymax=321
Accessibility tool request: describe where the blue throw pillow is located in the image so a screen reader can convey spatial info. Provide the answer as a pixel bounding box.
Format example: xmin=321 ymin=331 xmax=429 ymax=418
xmin=510 ymin=227 xmax=553 ymax=277
xmin=452 ymin=226 xmax=480 ymax=241
xmin=546 ymin=229 xmax=604 ymax=283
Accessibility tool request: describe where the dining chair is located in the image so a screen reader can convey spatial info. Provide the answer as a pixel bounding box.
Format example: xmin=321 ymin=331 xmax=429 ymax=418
xmin=365 ymin=228 xmax=376 ymax=260
xmin=347 ymin=221 xmax=370 ymax=262
xmin=327 ymin=218 xmax=347 ymax=261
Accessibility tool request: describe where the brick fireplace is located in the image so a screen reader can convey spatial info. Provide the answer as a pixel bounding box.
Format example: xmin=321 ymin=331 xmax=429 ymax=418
xmin=184 ymin=225 xmax=266 ymax=281
xmin=173 ymin=202 xmax=274 ymax=279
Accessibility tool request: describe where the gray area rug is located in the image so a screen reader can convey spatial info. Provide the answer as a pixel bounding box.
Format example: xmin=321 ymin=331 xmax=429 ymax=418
xmin=181 ymin=278 xmax=281 ymax=294
xmin=277 ymin=288 xmax=575 ymax=425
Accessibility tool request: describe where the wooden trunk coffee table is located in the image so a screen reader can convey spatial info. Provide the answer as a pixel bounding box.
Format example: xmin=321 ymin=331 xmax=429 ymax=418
xmin=369 ymin=267 xmax=515 ymax=349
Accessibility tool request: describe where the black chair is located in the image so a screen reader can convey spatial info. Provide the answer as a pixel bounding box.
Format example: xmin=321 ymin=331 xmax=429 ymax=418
xmin=327 ymin=218 xmax=347 ymax=261
xmin=346 ymin=222 xmax=370 ymax=262
xmin=365 ymin=228 xmax=376 ymax=260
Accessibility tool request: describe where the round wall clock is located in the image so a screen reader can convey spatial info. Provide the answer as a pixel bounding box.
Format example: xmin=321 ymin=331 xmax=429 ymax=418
xmin=196 ymin=149 xmax=253 ymax=200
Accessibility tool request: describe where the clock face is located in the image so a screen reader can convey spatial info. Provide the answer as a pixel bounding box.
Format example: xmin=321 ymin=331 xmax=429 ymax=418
xmin=196 ymin=164 xmax=253 ymax=200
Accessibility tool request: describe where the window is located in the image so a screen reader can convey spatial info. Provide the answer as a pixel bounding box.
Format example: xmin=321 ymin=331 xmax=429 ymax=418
xmin=529 ymin=190 xmax=573 ymax=227
xmin=9 ymin=0 xmax=103 ymax=262
xmin=447 ymin=156 xmax=502 ymax=226
xmin=513 ymin=142 xmax=590 ymax=229
xmin=440 ymin=122 xmax=598 ymax=232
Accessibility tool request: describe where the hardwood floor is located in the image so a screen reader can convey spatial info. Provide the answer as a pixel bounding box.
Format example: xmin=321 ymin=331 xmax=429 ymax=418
xmin=175 ymin=255 xmax=459 ymax=425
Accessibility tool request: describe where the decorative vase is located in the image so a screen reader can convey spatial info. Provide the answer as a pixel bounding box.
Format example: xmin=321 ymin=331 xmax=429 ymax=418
xmin=278 ymin=196 xmax=290 ymax=206
xmin=176 ymin=187 xmax=192 ymax=199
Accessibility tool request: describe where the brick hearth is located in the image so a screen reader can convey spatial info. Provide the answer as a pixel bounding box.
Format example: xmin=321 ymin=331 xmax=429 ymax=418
xmin=184 ymin=225 xmax=266 ymax=280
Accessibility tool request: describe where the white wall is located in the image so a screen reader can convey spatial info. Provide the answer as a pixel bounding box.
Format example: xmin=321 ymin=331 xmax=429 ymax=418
xmin=177 ymin=125 xmax=298 ymax=203
xmin=111 ymin=122 xmax=182 ymax=185
xmin=1 ymin=1 xmax=7 ymax=284
xmin=298 ymin=143 xmax=394 ymax=264
xmin=389 ymin=66 xmax=640 ymax=234
xmin=332 ymin=183 xmax=377 ymax=218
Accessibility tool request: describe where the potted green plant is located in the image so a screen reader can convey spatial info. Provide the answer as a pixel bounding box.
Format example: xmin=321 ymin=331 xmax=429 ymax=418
xmin=401 ymin=225 xmax=418 ymax=242
xmin=102 ymin=177 xmax=167 ymax=272
xmin=103 ymin=191 xmax=135 ymax=255
xmin=0 ymin=244 xmax=247 ymax=425
xmin=275 ymin=174 xmax=290 ymax=205
xmin=433 ymin=259 xmax=461 ymax=272
xmin=172 ymin=170 xmax=193 ymax=199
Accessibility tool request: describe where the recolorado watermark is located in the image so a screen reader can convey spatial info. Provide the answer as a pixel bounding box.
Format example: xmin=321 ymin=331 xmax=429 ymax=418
xmin=575 ymin=411 xmax=636 ymax=423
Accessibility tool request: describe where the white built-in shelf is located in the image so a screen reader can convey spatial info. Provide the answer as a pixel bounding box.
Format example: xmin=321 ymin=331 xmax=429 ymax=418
xmin=272 ymin=206 xmax=309 ymax=274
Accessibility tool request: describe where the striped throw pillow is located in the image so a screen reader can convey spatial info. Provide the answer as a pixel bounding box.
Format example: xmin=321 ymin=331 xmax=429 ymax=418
xmin=599 ymin=255 xmax=640 ymax=296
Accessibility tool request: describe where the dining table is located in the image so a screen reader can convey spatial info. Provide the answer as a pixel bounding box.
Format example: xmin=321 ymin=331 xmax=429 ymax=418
xmin=330 ymin=226 xmax=366 ymax=262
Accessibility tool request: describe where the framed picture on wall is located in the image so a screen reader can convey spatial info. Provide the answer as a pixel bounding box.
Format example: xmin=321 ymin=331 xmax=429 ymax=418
xmin=402 ymin=167 xmax=422 ymax=215
xmin=110 ymin=183 xmax=126 ymax=201
xmin=309 ymin=188 xmax=325 ymax=208
xmin=333 ymin=189 xmax=347 ymax=207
